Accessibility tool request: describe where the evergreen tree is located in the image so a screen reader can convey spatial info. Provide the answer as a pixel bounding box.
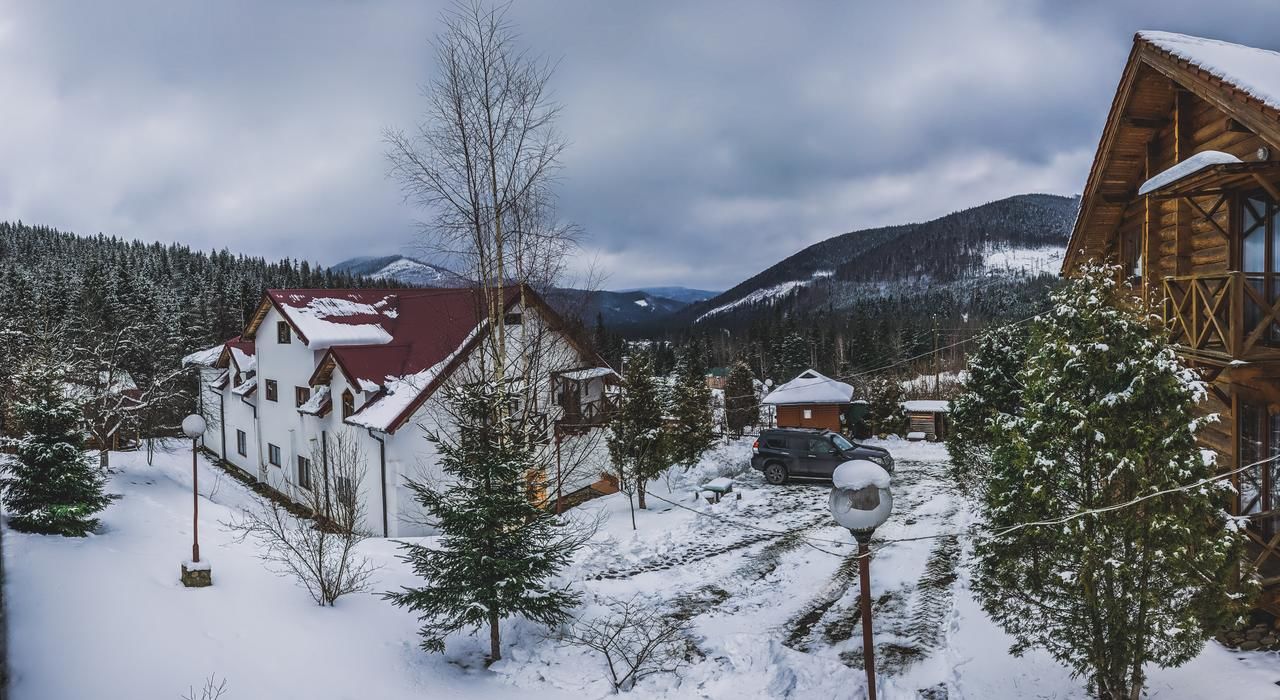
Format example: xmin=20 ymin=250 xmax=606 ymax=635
xmin=723 ymin=361 xmax=758 ymax=436
xmin=770 ymin=331 xmax=811 ymax=383
xmin=669 ymin=345 xmax=715 ymax=468
xmin=864 ymin=375 xmax=907 ymax=436
xmin=971 ymin=265 xmax=1249 ymax=699
xmin=385 ymin=380 xmax=581 ymax=663
xmin=947 ymin=324 xmax=1027 ymax=496
xmin=606 ymin=351 xmax=669 ymax=515
xmin=1 ymin=360 xmax=113 ymax=536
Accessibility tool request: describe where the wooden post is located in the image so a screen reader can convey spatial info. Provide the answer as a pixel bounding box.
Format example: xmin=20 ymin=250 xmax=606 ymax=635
xmin=859 ymin=537 xmax=877 ymax=700
xmin=1175 ymin=90 xmax=1193 ymax=277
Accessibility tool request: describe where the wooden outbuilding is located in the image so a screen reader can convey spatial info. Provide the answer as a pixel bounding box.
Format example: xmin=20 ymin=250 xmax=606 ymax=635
xmin=1065 ymin=31 xmax=1280 ymax=611
xmin=762 ymin=369 xmax=854 ymax=432
xmin=903 ymin=400 xmax=950 ymax=441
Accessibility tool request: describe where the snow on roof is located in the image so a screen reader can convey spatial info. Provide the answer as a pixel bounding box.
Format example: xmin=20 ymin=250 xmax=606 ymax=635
xmin=1140 ymin=31 xmax=1280 ymax=113
xmin=346 ymin=321 xmax=486 ymax=432
xmin=298 ymin=385 xmax=331 ymax=416
xmin=560 ymin=367 xmax=618 ymax=381
xmin=231 ymin=376 xmax=257 ymax=397
xmin=761 ymin=369 xmax=853 ymax=406
xmin=278 ymin=294 xmax=396 ymax=349
xmin=903 ymin=400 xmax=950 ymax=413
xmin=181 ymin=344 xmax=223 ymax=367
xmin=1137 ymin=150 xmax=1242 ymax=195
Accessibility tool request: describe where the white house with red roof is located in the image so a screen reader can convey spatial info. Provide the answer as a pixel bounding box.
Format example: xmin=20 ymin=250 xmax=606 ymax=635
xmin=183 ymin=285 xmax=617 ymax=536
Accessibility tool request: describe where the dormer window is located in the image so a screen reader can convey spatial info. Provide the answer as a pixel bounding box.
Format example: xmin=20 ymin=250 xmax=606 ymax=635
xmin=277 ymin=321 xmax=292 ymax=344
xmin=342 ymin=390 xmax=355 ymax=419
xmin=504 ymin=312 xmax=523 ymax=326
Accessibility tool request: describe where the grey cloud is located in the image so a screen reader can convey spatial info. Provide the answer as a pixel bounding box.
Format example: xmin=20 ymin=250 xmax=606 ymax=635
xmin=1 ymin=1 xmax=1278 ymax=289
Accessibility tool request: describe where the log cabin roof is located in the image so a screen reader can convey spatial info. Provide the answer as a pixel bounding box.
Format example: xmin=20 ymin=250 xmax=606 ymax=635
xmin=1064 ymin=31 xmax=1280 ymax=274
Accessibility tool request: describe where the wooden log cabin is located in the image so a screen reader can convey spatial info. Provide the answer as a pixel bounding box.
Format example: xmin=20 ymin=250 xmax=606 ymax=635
xmin=762 ymin=369 xmax=854 ymax=433
xmin=1064 ymin=31 xmax=1280 ymax=610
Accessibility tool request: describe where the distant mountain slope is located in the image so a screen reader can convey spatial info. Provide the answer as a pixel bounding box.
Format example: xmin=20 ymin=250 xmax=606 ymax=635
xmin=617 ymin=286 xmax=720 ymax=304
xmin=683 ymin=193 xmax=1079 ymax=325
xmin=331 ymin=255 xmax=470 ymax=288
xmin=547 ymin=288 xmax=689 ymax=327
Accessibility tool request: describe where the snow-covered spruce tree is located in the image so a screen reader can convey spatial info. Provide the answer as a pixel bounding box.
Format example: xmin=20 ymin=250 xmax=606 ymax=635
xmin=1 ymin=361 xmax=112 ymax=536
xmin=668 ymin=345 xmax=715 ymax=468
xmin=864 ymin=375 xmax=907 ymax=437
xmin=723 ymin=361 xmax=758 ymax=436
xmin=607 ymin=351 xmax=670 ymax=515
xmin=386 ymin=380 xmax=581 ymax=663
xmin=946 ymin=323 xmax=1027 ymax=497
xmin=972 ymin=264 xmax=1249 ymax=700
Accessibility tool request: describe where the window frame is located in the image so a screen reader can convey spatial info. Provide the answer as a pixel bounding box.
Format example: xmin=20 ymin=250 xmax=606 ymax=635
xmin=277 ymin=321 xmax=292 ymax=344
xmin=297 ymin=455 xmax=312 ymax=490
xmin=236 ymin=429 xmax=247 ymax=457
xmin=342 ymin=390 xmax=355 ymax=419
xmin=295 ymin=386 xmax=311 ymax=408
xmin=267 ymin=443 xmax=281 ymax=467
xmin=265 ymin=379 xmax=278 ymax=402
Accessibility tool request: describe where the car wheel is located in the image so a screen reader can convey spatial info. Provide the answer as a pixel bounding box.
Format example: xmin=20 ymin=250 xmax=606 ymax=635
xmin=764 ymin=462 xmax=787 ymax=485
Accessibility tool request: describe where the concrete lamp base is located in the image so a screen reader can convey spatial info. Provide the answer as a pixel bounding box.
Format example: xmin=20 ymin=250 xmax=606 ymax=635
xmin=181 ymin=560 xmax=212 ymax=588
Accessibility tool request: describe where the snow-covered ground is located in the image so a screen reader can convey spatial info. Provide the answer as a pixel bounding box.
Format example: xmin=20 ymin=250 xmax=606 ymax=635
xmin=6 ymin=439 xmax=1280 ymax=698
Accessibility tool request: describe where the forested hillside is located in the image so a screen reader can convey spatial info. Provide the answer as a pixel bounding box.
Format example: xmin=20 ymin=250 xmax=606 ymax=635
xmin=0 ymin=221 xmax=389 ymax=432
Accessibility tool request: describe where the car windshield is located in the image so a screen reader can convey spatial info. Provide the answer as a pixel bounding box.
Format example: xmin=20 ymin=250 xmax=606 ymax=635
xmin=830 ymin=434 xmax=854 ymax=451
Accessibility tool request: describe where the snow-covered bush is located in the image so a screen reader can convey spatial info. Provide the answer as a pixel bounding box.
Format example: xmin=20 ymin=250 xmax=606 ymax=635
xmin=558 ymin=595 xmax=696 ymax=692
xmin=224 ymin=429 xmax=374 ymax=606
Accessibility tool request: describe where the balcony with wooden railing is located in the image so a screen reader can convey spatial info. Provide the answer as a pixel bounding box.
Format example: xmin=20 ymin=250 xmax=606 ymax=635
xmin=1162 ymin=272 xmax=1280 ymax=363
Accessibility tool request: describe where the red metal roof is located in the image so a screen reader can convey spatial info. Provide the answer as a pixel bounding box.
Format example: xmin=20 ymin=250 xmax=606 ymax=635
xmin=278 ymin=287 xmax=519 ymax=387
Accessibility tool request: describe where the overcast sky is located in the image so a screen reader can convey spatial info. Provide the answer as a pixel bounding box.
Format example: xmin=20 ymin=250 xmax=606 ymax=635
xmin=2 ymin=1 xmax=1279 ymax=290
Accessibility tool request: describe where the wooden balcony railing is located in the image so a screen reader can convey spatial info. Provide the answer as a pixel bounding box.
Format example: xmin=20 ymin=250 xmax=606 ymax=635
xmin=1162 ymin=272 xmax=1280 ymax=360
xmin=558 ymin=392 xmax=620 ymax=428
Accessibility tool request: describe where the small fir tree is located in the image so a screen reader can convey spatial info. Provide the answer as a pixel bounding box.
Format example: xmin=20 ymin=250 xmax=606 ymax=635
xmin=723 ymin=361 xmax=758 ymax=436
xmin=971 ymin=265 xmax=1250 ymax=700
xmin=947 ymin=324 xmax=1027 ymax=496
xmin=385 ymin=380 xmax=581 ymax=663
xmin=864 ymin=375 xmax=907 ymax=436
xmin=607 ymin=351 xmax=670 ymax=515
xmin=770 ymin=332 xmax=811 ymax=384
xmin=2 ymin=362 xmax=112 ymax=536
xmin=669 ymin=345 xmax=715 ymax=468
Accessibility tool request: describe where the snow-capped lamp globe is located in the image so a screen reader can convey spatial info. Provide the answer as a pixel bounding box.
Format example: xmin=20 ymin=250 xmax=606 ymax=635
xmin=180 ymin=414 xmax=212 ymax=588
xmin=829 ymin=459 xmax=893 ymax=542
xmin=829 ymin=458 xmax=892 ymax=700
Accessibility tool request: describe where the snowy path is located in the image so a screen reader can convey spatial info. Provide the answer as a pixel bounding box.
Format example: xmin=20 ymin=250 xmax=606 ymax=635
xmin=7 ymin=439 xmax=1280 ymax=698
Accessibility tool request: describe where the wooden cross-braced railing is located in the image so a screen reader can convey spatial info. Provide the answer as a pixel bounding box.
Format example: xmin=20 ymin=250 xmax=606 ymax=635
xmin=1162 ymin=272 xmax=1280 ymax=361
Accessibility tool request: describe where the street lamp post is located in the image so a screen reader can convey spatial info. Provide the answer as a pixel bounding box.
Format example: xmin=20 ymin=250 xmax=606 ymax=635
xmin=828 ymin=459 xmax=893 ymax=700
xmin=180 ymin=414 xmax=211 ymax=588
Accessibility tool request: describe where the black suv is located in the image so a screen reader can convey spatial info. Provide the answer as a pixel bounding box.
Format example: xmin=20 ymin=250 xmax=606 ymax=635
xmin=750 ymin=428 xmax=894 ymax=485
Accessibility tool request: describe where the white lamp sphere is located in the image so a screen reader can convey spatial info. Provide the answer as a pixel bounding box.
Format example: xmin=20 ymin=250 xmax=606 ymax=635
xmin=181 ymin=414 xmax=208 ymax=439
xmin=828 ymin=460 xmax=893 ymax=533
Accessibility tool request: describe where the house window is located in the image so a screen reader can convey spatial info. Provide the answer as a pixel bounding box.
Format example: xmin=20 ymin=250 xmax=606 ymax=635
xmin=277 ymin=321 xmax=292 ymax=344
xmin=234 ymin=371 xmax=242 ymax=387
xmin=342 ymin=390 xmax=355 ymax=419
xmin=803 ymin=408 xmax=813 ymax=420
xmin=295 ymin=386 xmax=311 ymax=408
xmin=504 ymin=312 xmax=523 ymax=326
xmin=1238 ymin=193 xmax=1280 ymax=343
xmin=1123 ymin=228 xmax=1142 ymax=281
xmin=336 ymin=476 xmax=354 ymax=511
xmin=297 ymin=456 xmax=312 ymax=490
xmin=236 ymin=430 xmax=247 ymax=457
xmin=265 ymin=379 xmax=278 ymax=402
xmin=268 ymin=443 xmax=281 ymax=467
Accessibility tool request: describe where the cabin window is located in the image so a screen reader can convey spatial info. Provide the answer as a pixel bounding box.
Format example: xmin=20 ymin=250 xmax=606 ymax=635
xmin=297 ymin=456 xmax=312 ymax=490
xmin=803 ymin=408 xmax=813 ymax=420
xmin=265 ymin=379 xmax=278 ymax=402
xmin=1237 ymin=193 xmax=1280 ymax=344
xmin=277 ymin=321 xmax=292 ymax=344
xmin=1238 ymin=401 xmax=1280 ymax=534
xmin=336 ymin=476 xmax=354 ymax=511
xmin=504 ymin=312 xmax=523 ymax=326
xmin=268 ymin=443 xmax=281 ymax=467
xmin=236 ymin=430 xmax=247 ymax=457
xmin=295 ymin=386 xmax=311 ymax=408
xmin=1122 ymin=228 xmax=1142 ymax=281
xmin=342 ymin=390 xmax=355 ymax=419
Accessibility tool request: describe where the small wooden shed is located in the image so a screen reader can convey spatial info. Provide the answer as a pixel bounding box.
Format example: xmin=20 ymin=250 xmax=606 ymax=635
xmin=762 ymin=369 xmax=854 ymax=432
xmin=903 ymin=400 xmax=950 ymax=440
